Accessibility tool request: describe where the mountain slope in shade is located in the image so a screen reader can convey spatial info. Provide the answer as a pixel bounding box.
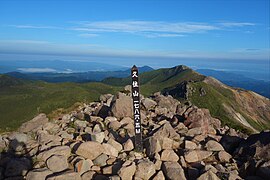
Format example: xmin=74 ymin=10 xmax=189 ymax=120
xmin=103 ymin=65 xmax=270 ymax=133
xmin=0 ymin=74 xmax=26 ymax=88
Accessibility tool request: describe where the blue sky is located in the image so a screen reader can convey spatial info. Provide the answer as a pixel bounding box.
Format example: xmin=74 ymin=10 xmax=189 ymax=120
xmin=0 ymin=0 xmax=269 ymax=67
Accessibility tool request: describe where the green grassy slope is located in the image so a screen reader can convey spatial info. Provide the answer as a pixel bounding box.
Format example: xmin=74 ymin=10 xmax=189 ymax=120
xmin=103 ymin=65 xmax=205 ymax=96
xmin=187 ymin=81 xmax=250 ymax=133
xmin=103 ymin=65 xmax=270 ymax=133
xmin=0 ymin=76 xmax=120 ymax=132
xmin=189 ymin=81 xmax=270 ymax=133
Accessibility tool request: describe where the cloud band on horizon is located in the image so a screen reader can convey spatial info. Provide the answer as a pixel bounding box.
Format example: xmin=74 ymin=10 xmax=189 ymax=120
xmin=0 ymin=39 xmax=268 ymax=60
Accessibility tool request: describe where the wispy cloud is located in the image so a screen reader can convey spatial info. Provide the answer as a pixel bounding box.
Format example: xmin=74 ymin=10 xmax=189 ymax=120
xmin=139 ymin=33 xmax=186 ymax=38
xmin=72 ymin=21 xmax=220 ymax=38
xmin=219 ymin=22 xmax=255 ymax=27
xmin=231 ymin=48 xmax=268 ymax=53
xmin=71 ymin=20 xmax=256 ymax=38
xmin=6 ymin=20 xmax=256 ymax=38
xmin=17 ymin=68 xmax=57 ymax=73
xmin=244 ymin=31 xmax=254 ymax=34
xmin=7 ymin=25 xmax=61 ymax=29
xmin=245 ymin=48 xmax=261 ymax=51
xmin=0 ymin=40 xmax=50 ymax=44
xmin=78 ymin=33 xmax=99 ymax=38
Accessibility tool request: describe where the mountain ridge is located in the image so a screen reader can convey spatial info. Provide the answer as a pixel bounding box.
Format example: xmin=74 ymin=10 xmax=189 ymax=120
xmin=102 ymin=65 xmax=270 ymax=133
xmin=197 ymin=69 xmax=270 ymax=98
xmin=0 ymin=65 xmax=269 ymax=133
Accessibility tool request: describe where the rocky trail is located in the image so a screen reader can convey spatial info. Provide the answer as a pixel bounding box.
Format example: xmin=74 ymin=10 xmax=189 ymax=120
xmin=0 ymin=86 xmax=269 ymax=180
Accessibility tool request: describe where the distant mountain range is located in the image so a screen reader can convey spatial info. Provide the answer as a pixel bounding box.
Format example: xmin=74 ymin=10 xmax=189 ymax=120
xmin=5 ymin=65 xmax=154 ymax=82
xmin=0 ymin=65 xmax=269 ymax=133
xmin=197 ymin=69 xmax=270 ymax=98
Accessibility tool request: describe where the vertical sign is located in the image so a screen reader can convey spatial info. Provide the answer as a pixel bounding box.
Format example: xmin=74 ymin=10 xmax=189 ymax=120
xmin=131 ymin=65 xmax=143 ymax=152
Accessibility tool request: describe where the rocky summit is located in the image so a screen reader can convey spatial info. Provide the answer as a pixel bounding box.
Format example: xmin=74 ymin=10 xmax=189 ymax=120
xmin=0 ymin=88 xmax=269 ymax=180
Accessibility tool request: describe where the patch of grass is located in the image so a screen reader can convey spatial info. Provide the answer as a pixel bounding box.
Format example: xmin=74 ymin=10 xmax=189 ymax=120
xmin=47 ymin=102 xmax=83 ymax=120
xmin=0 ymin=80 xmax=121 ymax=132
xmin=187 ymin=81 xmax=255 ymax=134
xmin=241 ymin=113 xmax=265 ymax=132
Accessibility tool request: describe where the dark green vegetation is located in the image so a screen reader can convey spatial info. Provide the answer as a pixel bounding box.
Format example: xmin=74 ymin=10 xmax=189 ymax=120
xmin=0 ymin=75 xmax=120 ymax=132
xmin=0 ymin=74 xmax=25 ymax=87
xmin=103 ymin=65 xmax=205 ymax=96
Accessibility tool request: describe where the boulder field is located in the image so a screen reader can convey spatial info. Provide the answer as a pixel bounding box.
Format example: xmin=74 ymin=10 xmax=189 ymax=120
xmin=0 ymin=88 xmax=269 ymax=180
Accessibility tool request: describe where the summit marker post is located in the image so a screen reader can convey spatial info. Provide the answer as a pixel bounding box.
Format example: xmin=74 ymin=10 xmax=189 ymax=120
xmin=131 ymin=65 xmax=143 ymax=152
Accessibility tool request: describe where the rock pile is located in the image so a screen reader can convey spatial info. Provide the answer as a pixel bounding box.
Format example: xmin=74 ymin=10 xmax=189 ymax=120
xmin=0 ymin=89 xmax=269 ymax=180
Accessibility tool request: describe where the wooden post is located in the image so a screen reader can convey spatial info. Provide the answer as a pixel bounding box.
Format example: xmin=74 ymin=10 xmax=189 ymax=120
xmin=131 ymin=65 xmax=143 ymax=152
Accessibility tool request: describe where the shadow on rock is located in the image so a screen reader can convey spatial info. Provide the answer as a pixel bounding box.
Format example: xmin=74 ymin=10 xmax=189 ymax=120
xmin=0 ymin=138 xmax=33 ymax=179
xmin=234 ymin=131 xmax=270 ymax=179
